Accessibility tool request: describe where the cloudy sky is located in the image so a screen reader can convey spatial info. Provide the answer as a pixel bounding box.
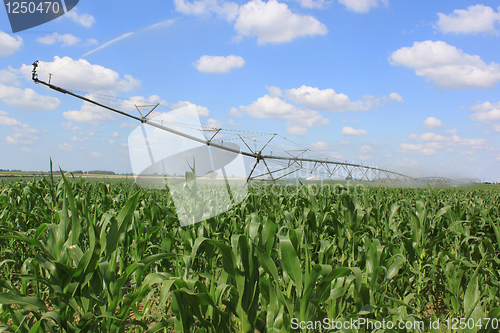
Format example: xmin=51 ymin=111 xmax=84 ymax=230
xmin=0 ymin=0 xmax=499 ymax=181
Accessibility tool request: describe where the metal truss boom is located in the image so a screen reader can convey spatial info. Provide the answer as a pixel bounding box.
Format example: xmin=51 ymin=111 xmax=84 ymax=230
xmin=32 ymin=60 xmax=472 ymax=185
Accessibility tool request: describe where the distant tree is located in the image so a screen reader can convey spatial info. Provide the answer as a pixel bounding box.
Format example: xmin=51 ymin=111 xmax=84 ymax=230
xmin=205 ymin=170 xmax=218 ymax=179
xmin=88 ymin=170 xmax=116 ymax=175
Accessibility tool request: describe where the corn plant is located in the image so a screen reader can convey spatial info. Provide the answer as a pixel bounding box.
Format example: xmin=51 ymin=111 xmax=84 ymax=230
xmin=0 ymin=173 xmax=499 ymax=332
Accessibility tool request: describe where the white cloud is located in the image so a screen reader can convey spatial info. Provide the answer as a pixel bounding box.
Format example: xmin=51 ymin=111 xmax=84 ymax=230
xmin=266 ymin=86 xmax=282 ymax=97
xmin=170 ymin=101 xmax=210 ymax=118
xmin=206 ymin=118 xmax=223 ymax=128
xmin=470 ymin=101 xmax=500 ymax=123
xmin=0 ymin=110 xmax=21 ymax=126
xmin=389 ymin=92 xmax=403 ymax=103
xmin=84 ymin=38 xmax=98 ymax=46
xmin=235 ymin=84 xmax=400 ymax=138
xmin=6 ymin=125 xmax=39 ymax=145
xmin=285 ymin=85 xmax=365 ymax=111
xmin=410 ymin=132 xmax=446 ymax=143
xmin=239 ymin=94 xmax=329 ymax=126
xmin=0 ymin=84 xmax=61 ymax=110
xmin=36 ymin=34 xmax=58 ymax=45
xmin=408 ymin=131 xmax=489 ymax=150
xmin=0 ymin=115 xmax=42 ymax=146
xmin=241 ymin=94 xmax=299 ymax=117
xmin=298 ymin=0 xmax=327 ymax=9
xmin=341 ymin=118 xmax=357 ymax=123
xmin=0 ymin=31 xmax=23 ymax=56
xmin=228 ymin=119 xmax=240 ymax=126
xmin=341 ymin=126 xmax=369 ymax=136
xmin=399 ymin=143 xmax=436 ymax=155
xmin=174 ymin=0 xmax=239 ymax=21
xmin=59 ymin=143 xmax=78 ymax=151
xmin=65 ymin=9 xmax=96 ymax=28
xmin=360 ymin=145 xmax=371 ymax=153
xmin=90 ymin=152 xmax=100 ymax=157
xmin=37 ymin=33 xmax=81 ymax=46
xmin=70 ymin=136 xmax=89 ymax=142
xmin=111 ymin=131 xmax=120 ymax=138
xmin=193 ymin=55 xmax=245 ymax=73
xmin=20 ymin=56 xmax=141 ymax=92
xmin=422 ymin=116 xmax=444 ymax=129
xmin=338 ymin=0 xmax=389 ymax=13
xmin=287 ymin=125 xmax=308 ymax=136
xmin=234 ymin=0 xmax=328 ymax=45
xmin=63 ymin=102 xmax=115 ymax=125
xmin=116 ymin=95 xmax=167 ymax=112
xmin=436 ymin=5 xmax=500 ymax=35
xmin=229 ymin=107 xmax=242 ymax=117
xmin=284 ymin=85 xmax=398 ymax=111
xmin=403 ymin=157 xmax=417 ymax=165
xmin=109 ymin=140 xmax=116 ymax=144
xmin=359 ymin=155 xmax=371 ymax=161
xmin=444 ymin=129 xmax=458 ymax=135
xmin=311 ymin=141 xmax=329 ymax=150
xmin=61 ymin=121 xmax=81 ymax=132
xmin=119 ymin=122 xmax=135 ymax=128
xmin=0 ymin=67 xmax=21 ymax=86
xmin=389 ymin=40 xmax=500 ymax=89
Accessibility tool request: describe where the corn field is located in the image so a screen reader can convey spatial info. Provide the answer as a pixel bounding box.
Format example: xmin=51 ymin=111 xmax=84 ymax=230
xmin=0 ymin=173 xmax=499 ymax=332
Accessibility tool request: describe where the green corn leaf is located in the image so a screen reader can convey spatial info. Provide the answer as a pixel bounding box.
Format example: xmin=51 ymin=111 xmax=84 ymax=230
xmin=27 ymin=320 xmax=42 ymax=333
xmin=139 ymin=253 xmax=176 ymax=265
xmin=0 ymin=293 xmax=46 ymax=310
xmin=105 ymin=192 xmax=140 ymax=258
xmin=386 ymin=254 xmax=404 ymax=280
xmin=279 ymin=236 xmax=302 ymax=296
xmin=145 ymin=320 xmax=175 ymax=333
xmin=67 ymin=244 xmax=84 ymax=265
xmin=60 ymin=169 xmax=81 ymax=246
xmin=256 ymin=246 xmax=279 ymax=282
xmin=191 ymin=237 xmax=236 ymax=277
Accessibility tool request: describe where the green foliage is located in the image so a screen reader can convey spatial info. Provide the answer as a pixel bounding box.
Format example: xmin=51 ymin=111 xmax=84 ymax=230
xmin=87 ymin=170 xmax=116 ymax=175
xmin=0 ymin=176 xmax=499 ymax=332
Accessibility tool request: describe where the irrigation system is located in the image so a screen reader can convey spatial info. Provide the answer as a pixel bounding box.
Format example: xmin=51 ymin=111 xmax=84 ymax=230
xmin=32 ymin=60 xmax=478 ymax=185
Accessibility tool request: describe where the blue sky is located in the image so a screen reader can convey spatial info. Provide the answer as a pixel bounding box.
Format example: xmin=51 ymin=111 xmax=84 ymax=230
xmin=1 ymin=0 xmax=499 ymax=181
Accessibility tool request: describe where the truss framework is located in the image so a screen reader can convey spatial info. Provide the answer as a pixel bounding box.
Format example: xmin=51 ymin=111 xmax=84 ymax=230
xmin=32 ymin=60 xmax=476 ymax=186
